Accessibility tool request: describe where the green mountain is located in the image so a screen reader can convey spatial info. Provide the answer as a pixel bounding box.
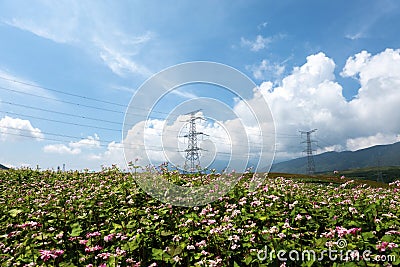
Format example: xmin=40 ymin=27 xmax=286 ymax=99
xmin=0 ymin=164 xmax=9 ymax=170
xmin=270 ymin=141 xmax=400 ymax=180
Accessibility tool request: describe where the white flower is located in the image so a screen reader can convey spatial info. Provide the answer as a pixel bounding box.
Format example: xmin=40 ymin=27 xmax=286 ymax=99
xmin=173 ymin=255 xmax=182 ymax=263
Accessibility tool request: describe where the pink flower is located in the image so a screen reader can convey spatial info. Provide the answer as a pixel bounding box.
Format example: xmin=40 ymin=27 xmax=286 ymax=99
xmin=54 ymin=249 xmax=64 ymax=256
xmin=96 ymin=252 xmax=111 ymax=260
xmin=115 ymin=247 xmax=126 ymax=256
xmin=85 ymin=245 xmax=103 ymax=253
xmin=278 ymin=233 xmax=286 ymax=239
xmin=79 ymin=239 xmax=89 ymax=245
xmin=196 ymin=240 xmax=207 ymax=248
xmin=336 ymin=226 xmax=348 ymax=238
xmin=376 ymin=241 xmax=389 ymax=252
xmin=347 ymin=227 xmax=361 ymax=236
xmin=39 ymin=250 xmax=55 ymax=262
xmin=104 ymin=233 xmax=115 ymax=242
xmin=377 ymin=242 xmax=398 ymax=251
xmin=86 ymin=231 xmax=101 ymax=238
xmin=39 ymin=249 xmax=63 ymax=262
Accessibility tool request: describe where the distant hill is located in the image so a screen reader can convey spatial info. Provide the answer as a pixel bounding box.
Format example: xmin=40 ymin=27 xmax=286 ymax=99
xmin=270 ymin=142 xmax=400 ymax=176
xmin=0 ymin=164 xmax=9 ymax=170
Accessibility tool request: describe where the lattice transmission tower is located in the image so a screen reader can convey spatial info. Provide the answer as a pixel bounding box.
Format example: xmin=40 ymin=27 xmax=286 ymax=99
xmin=183 ymin=110 xmax=208 ymax=173
xmin=299 ymin=129 xmax=317 ymax=175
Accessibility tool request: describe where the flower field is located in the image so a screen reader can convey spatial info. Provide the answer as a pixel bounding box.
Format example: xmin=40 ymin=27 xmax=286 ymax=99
xmin=0 ymin=168 xmax=399 ymax=266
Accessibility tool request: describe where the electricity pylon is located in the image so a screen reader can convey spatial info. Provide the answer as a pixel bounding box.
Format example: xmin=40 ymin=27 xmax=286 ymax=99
xmin=183 ymin=109 xmax=208 ymax=173
xmin=300 ymin=129 xmax=317 ymax=175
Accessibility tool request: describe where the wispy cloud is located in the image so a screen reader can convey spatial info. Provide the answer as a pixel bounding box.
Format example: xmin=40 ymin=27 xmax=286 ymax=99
xmin=345 ymin=32 xmax=364 ymax=40
xmin=4 ymin=17 xmax=76 ymax=43
xmin=2 ymin=1 xmax=153 ymax=77
xmin=240 ymin=34 xmax=285 ymax=52
xmin=0 ymin=69 xmax=55 ymax=98
xmin=247 ymin=58 xmax=290 ymax=82
xmin=257 ymin=21 xmax=268 ymax=30
xmin=96 ymin=40 xmax=153 ymax=77
xmin=170 ymin=88 xmax=198 ymax=99
xmin=344 ymin=1 xmax=398 ymax=41
xmin=241 ymin=35 xmax=272 ymax=52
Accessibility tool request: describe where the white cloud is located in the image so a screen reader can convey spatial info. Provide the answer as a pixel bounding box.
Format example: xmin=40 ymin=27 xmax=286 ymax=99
xmin=70 ymin=134 xmax=100 ymax=149
xmin=257 ymin=21 xmax=268 ymax=30
xmin=2 ymin=1 xmax=153 ymax=77
xmin=0 ymin=69 xmax=55 ymax=98
xmin=94 ymin=32 xmax=153 ymax=77
xmin=0 ymin=116 xmax=43 ymax=141
xmin=241 ymin=34 xmax=285 ymax=52
xmin=117 ymin=49 xmax=400 ymax=166
xmin=346 ymin=133 xmax=400 ymax=151
xmin=241 ymin=35 xmax=272 ymax=52
xmin=43 ymin=134 xmax=100 ymax=155
xmin=170 ymin=88 xmax=198 ymax=99
xmin=3 ymin=5 xmax=79 ymax=43
xmin=122 ymin=103 xmax=274 ymax=171
xmin=247 ymin=59 xmax=285 ymax=81
xmin=88 ymin=141 xmax=126 ymax=169
xmin=43 ymin=144 xmax=81 ymax=155
xmin=257 ymin=49 xmax=400 ymax=161
xmin=345 ymin=32 xmax=363 ymax=40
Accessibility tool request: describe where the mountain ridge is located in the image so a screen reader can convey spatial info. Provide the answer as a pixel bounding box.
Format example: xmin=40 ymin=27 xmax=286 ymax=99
xmin=270 ymin=141 xmax=400 ymax=174
xmin=0 ymin=164 xmax=9 ymax=170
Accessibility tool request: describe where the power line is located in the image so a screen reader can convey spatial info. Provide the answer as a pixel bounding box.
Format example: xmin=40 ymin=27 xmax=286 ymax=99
xmin=0 ymin=76 xmax=194 ymax=119
xmin=0 ymin=128 xmax=260 ymax=159
xmin=0 ymin=100 xmax=121 ymax=125
xmin=0 ymin=84 xmax=184 ymax=120
xmin=0 ymin=75 xmax=127 ymax=107
xmin=0 ymin=110 xmax=121 ymax=132
xmin=0 ymin=85 xmax=124 ymax=114
xmin=0 ymin=76 xmax=301 ymax=139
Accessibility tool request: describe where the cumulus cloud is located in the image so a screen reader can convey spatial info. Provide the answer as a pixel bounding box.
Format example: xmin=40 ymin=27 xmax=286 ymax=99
xmin=346 ymin=133 xmax=400 ymax=151
xmin=43 ymin=134 xmax=100 ymax=155
xmin=122 ymin=98 xmax=274 ymax=172
xmin=0 ymin=116 xmax=43 ymax=141
xmin=39 ymin=49 xmax=400 ymax=169
xmin=258 ymin=48 xmax=400 ymax=160
xmin=43 ymin=144 xmax=81 ymax=155
xmin=88 ymin=141 xmax=126 ymax=169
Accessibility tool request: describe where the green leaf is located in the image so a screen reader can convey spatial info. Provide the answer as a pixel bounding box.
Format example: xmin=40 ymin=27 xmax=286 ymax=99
xmin=244 ymin=255 xmax=252 ymax=265
xmin=9 ymin=209 xmax=23 ymax=217
xmin=70 ymin=222 xmax=82 ymax=237
xmin=161 ymin=230 xmax=173 ymax=236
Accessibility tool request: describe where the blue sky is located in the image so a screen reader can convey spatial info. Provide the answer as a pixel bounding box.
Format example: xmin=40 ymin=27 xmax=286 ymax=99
xmin=0 ymin=0 xmax=400 ymax=170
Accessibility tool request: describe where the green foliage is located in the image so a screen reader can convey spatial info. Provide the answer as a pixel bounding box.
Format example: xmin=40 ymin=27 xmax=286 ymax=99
xmin=0 ymin=168 xmax=399 ymax=266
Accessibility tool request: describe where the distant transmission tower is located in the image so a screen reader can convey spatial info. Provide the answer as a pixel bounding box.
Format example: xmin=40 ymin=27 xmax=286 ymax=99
xmin=300 ymin=129 xmax=317 ymax=175
xmin=183 ymin=110 xmax=208 ymax=173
